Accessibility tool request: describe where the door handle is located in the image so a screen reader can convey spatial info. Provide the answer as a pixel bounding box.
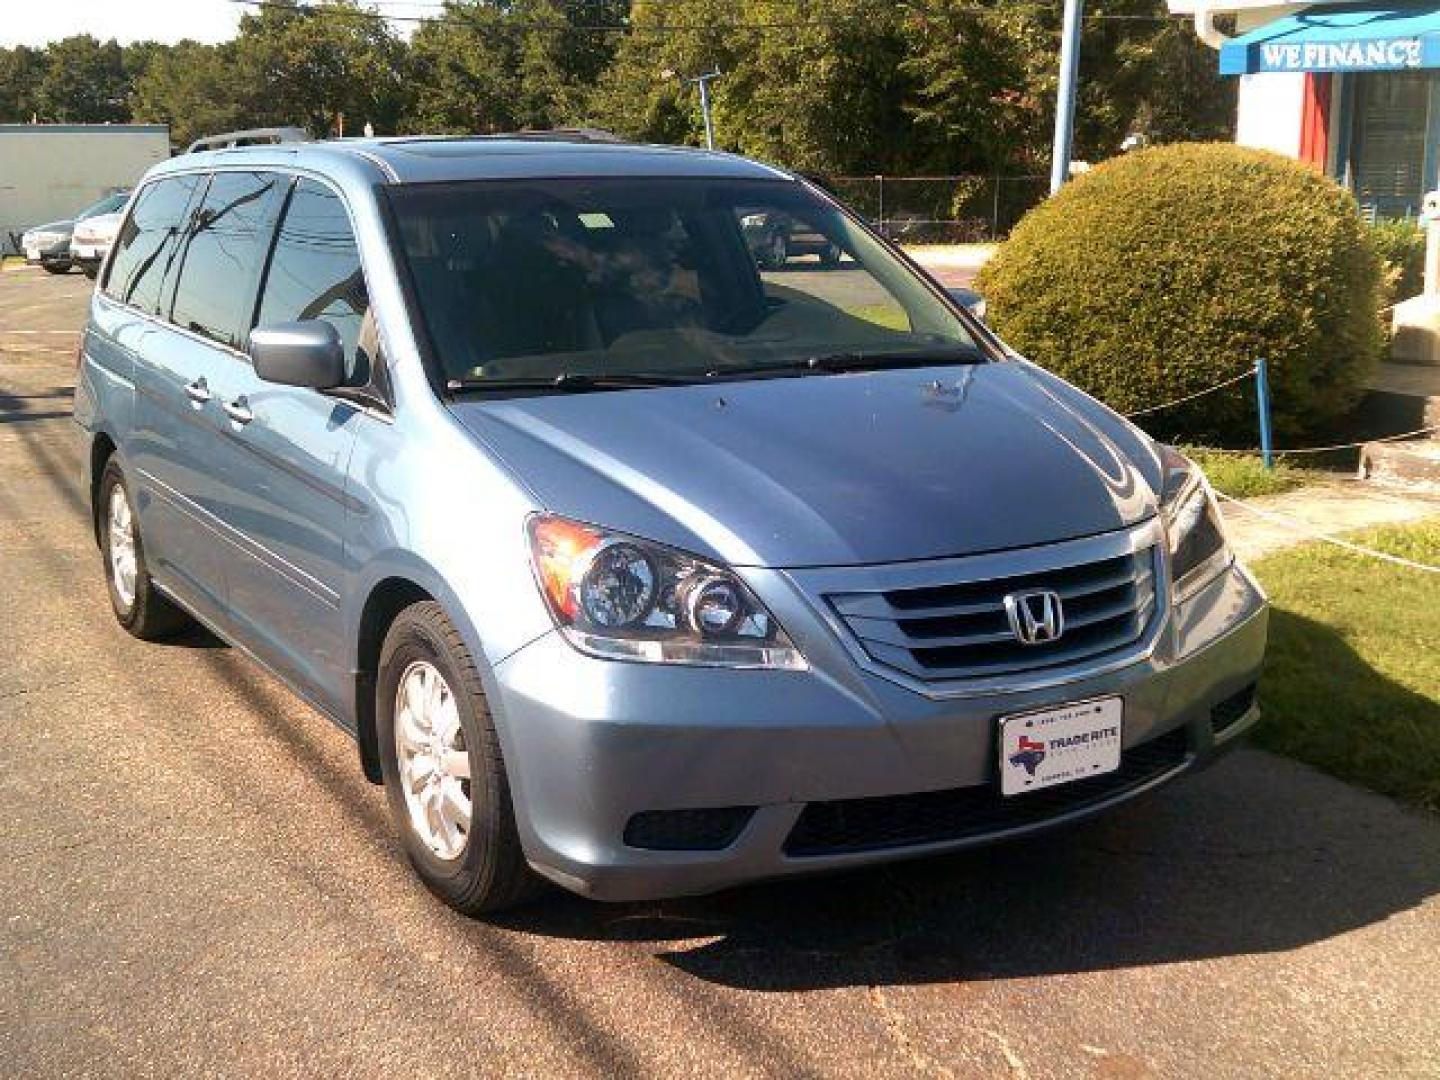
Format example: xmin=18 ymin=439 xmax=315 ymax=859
xmin=184 ymin=377 xmax=212 ymax=404
xmin=222 ymin=396 xmax=254 ymax=426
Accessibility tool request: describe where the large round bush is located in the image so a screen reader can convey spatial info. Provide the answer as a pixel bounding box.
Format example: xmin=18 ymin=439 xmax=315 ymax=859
xmin=976 ymin=143 xmax=1382 ymax=443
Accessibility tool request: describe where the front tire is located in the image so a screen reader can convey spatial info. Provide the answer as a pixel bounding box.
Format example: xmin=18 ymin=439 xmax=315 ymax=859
xmin=81 ymin=264 xmax=99 ymax=280
xmin=377 ymin=601 xmax=542 ymax=915
xmin=98 ymin=460 xmax=191 ymax=640
xmin=42 ymin=262 xmax=70 ymax=275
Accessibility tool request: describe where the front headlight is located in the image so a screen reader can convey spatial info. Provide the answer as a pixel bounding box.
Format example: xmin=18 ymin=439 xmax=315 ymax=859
xmin=526 ymin=514 xmax=807 ymax=670
xmin=1158 ymin=446 xmax=1232 ymax=601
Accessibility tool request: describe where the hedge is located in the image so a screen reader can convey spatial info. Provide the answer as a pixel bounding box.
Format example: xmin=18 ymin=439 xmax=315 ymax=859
xmin=976 ymin=143 xmax=1383 ymax=443
xmin=1367 ymin=217 xmax=1426 ymax=303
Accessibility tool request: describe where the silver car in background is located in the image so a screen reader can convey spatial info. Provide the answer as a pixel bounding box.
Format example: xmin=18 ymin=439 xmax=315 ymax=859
xmin=18 ymin=191 xmax=129 ymax=276
xmin=74 ymin=133 xmax=1267 ymax=916
xmin=69 ymin=190 xmax=130 ymax=279
xmin=21 ymin=219 xmax=76 ymax=274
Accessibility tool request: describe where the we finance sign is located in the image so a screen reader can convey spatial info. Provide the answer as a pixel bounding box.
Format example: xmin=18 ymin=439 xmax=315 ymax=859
xmin=1256 ymin=37 xmax=1425 ymax=72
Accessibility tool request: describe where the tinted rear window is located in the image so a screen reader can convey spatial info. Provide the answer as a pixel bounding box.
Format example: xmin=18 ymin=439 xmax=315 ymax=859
xmin=170 ymin=172 xmax=282 ymax=348
xmin=103 ymin=175 xmax=204 ymax=315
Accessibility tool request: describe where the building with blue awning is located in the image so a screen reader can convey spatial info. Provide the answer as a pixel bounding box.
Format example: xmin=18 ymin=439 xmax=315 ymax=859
xmin=1170 ymin=0 xmax=1440 ymax=216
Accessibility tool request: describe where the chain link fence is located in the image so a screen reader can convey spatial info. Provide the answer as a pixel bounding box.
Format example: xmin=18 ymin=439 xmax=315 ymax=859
xmin=823 ymin=175 xmax=1049 ymax=243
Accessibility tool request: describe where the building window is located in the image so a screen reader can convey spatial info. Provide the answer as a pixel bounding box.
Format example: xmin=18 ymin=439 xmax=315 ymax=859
xmin=1345 ymin=72 xmax=1438 ymax=219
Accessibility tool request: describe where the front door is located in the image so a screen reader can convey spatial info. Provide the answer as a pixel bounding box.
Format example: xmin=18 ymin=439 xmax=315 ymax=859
xmin=202 ymin=177 xmax=373 ymax=713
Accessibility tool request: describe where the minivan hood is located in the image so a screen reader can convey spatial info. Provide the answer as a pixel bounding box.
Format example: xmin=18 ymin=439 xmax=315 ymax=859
xmin=453 ymin=361 xmax=1162 ymax=568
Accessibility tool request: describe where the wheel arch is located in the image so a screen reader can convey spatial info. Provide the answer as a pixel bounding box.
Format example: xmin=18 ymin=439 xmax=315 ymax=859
xmin=353 ymin=576 xmax=436 ymax=784
xmin=89 ymin=431 xmax=119 ymax=546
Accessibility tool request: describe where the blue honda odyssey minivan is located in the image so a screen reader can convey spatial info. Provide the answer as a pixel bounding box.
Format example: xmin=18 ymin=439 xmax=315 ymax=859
xmin=74 ymin=132 xmax=1267 ymax=914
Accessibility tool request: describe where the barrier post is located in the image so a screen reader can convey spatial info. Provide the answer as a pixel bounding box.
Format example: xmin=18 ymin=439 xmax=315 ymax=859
xmin=1254 ymin=358 xmax=1274 ymax=469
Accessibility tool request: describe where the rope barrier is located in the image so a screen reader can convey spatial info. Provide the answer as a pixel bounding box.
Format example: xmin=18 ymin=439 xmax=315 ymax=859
xmin=1216 ymin=492 xmax=1440 ymax=574
xmin=1198 ymin=423 xmax=1440 ymax=456
xmin=1123 ymin=368 xmax=1256 ymax=419
xmin=1121 ymin=358 xmax=1439 ymax=457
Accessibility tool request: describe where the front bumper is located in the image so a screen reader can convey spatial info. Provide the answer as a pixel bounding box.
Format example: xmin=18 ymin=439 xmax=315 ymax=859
xmin=490 ymin=559 xmax=1267 ymax=901
xmin=23 ymin=242 xmax=71 ymax=266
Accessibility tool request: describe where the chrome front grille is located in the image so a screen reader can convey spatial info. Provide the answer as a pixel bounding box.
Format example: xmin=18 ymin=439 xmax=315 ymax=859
xmin=827 ymin=541 xmax=1160 ymax=685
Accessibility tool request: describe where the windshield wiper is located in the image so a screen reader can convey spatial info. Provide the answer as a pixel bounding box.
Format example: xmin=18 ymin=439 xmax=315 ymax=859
xmin=447 ymin=371 xmax=702 ymax=394
xmin=707 ymin=345 xmax=983 ymax=380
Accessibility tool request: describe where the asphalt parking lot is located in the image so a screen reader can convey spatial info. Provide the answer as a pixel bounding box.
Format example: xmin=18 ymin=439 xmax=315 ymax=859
xmin=2 ymin=264 xmax=1438 ymax=1078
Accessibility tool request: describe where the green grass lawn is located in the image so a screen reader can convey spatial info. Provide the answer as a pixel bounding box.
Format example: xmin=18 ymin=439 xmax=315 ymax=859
xmin=1183 ymin=446 xmax=1307 ymax=499
xmin=1251 ymin=519 xmax=1440 ymax=811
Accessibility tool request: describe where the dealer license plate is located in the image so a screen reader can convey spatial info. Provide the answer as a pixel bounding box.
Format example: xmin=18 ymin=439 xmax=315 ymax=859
xmin=999 ymin=696 xmax=1123 ymax=796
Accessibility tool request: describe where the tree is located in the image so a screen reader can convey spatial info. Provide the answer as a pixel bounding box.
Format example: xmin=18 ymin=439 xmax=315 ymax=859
xmin=587 ymin=0 xmax=752 ymax=148
xmin=902 ymin=2 xmax=1056 ymax=174
xmin=735 ymin=0 xmax=923 ymax=174
xmin=131 ymin=41 xmax=250 ymax=150
xmin=514 ymin=0 xmax=628 ymax=127
xmin=231 ymin=2 xmax=410 ymax=136
xmin=902 ymin=0 xmax=1235 ymax=175
xmin=405 ymin=2 xmax=523 ymax=133
xmin=0 ymin=46 xmax=46 ymax=122
xmin=34 ymin=36 xmax=130 ymax=122
xmin=0 ymin=0 xmax=1237 ymax=182
xmin=403 ymin=0 xmax=626 ymax=134
xmin=1122 ymin=21 xmax=1236 ymax=144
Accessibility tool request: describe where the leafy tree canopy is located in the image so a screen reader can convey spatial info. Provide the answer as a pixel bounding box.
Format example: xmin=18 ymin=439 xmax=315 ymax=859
xmin=1 ymin=0 xmax=1234 ymax=173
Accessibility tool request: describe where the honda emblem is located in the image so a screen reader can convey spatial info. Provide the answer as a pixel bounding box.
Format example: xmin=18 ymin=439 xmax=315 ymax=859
xmin=1003 ymin=590 xmax=1065 ymax=646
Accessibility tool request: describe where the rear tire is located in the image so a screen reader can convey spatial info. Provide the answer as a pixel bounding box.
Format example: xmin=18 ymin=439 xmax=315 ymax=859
xmin=377 ymin=601 xmax=544 ymax=915
xmin=81 ymin=264 xmax=98 ymax=280
xmin=98 ymin=459 xmax=191 ymax=640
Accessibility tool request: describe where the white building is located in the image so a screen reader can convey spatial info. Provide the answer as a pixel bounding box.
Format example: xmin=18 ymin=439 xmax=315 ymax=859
xmin=1168 ymin=0 xmax=1439 ymax=217
xmin=0 ymin=124 xmax=171 ymax=253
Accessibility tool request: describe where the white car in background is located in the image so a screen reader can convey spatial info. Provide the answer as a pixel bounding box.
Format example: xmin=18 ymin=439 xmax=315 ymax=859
xmin=69 ymin=191 xmax=130 ymax=279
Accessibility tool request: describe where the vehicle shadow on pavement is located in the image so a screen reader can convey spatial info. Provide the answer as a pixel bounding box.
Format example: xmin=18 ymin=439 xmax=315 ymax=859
xmin=0 ymin=387 xmax=76 ymax=425
xmin=501 ymin=629 xmax=1440 ymax=991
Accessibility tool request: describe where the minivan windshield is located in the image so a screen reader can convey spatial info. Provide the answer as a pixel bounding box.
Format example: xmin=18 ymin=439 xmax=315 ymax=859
xmin=386 ymin=176 xmax=984 ymax=389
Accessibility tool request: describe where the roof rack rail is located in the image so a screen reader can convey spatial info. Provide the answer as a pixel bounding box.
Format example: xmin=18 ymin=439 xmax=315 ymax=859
xmin=185 ymin=126 xmax=313 ymax=154
xmin=504 ymin=127 xmax=626 ymax=144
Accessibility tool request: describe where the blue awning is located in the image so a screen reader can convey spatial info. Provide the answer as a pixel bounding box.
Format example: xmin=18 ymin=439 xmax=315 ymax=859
xmin=1219 ymin=3 xmax=1440 ymax=75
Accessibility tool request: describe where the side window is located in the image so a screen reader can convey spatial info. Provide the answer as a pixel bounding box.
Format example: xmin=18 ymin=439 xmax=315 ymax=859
xmin=170 ymin=171 xmax=283 ymax=348
xmin=103 ymin=174 xmax=205 ymax=315
xmin=256 ymin=178 xmax=371 ymax=384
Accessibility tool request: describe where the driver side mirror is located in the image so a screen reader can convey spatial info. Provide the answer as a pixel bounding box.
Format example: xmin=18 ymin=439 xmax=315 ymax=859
xmin=248 ymin=321 xmax=345 ymax=389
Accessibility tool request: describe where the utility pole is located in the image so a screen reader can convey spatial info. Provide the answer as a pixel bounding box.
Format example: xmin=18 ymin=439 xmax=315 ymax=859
xmin=693 ymin=71 xmax=719 ymax=150
xmin=1049 ymin=0 xmax=1084 ymax=194
xmin=663 ymin=69 xmax=722 ymax=150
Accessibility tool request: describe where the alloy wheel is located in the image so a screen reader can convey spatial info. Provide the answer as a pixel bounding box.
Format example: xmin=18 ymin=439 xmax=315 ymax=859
xmin=107 ymin=484 xmax=138 ymax=611
xmin=394 ymin=659 xmax=472 ymax=861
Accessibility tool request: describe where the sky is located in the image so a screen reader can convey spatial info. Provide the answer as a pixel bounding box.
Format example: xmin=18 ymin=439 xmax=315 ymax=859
xmin=0 ymin=0 xmax=424 ymax=48
xmin=0 ymin=0 xmax=245 ymax=47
